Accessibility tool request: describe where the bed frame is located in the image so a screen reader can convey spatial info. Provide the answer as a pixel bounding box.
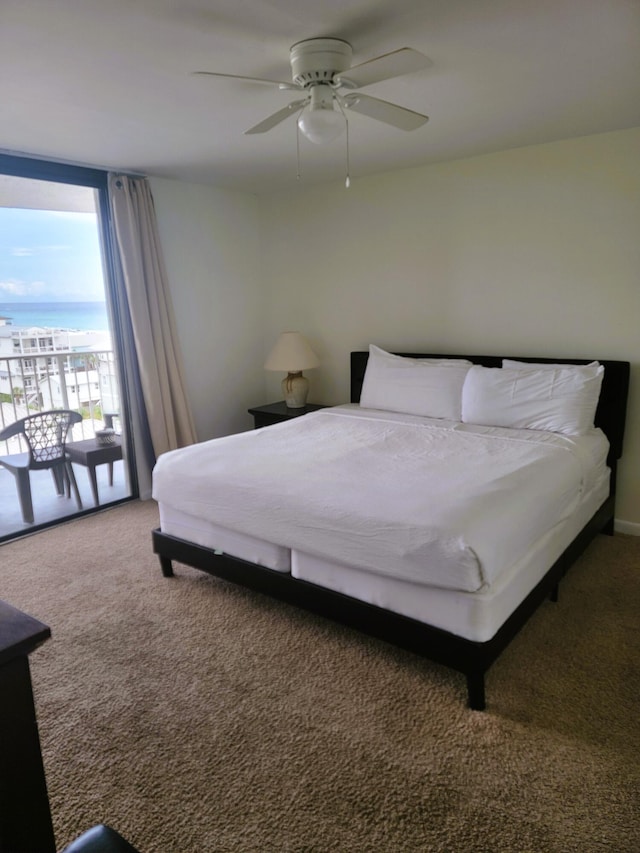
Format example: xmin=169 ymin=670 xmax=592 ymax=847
xmin=152 ymin=352 xmax=630 ymax=710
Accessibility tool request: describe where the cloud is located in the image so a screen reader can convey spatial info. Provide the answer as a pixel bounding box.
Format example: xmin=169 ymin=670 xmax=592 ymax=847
xmin=48 ymin=211 xmax=97 ymax=223
xmin=11 ymin=245 xmax=70 ymax=257
xmin=0 ymin=279 xmax=47 ymax=296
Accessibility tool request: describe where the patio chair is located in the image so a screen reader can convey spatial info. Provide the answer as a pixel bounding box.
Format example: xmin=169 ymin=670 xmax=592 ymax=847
xmin=63 ymin=823 xmax=141 ymax=853
xmin=0 ymin=410 xmax=83 ymax=524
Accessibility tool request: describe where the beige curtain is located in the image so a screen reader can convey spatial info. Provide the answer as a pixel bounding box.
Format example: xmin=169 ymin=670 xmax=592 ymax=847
xmin=108 ymin=174 xmax=197 ymax=494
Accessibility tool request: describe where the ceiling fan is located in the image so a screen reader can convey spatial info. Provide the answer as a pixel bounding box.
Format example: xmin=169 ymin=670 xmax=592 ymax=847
xmin=193 ymin=38 xmax=431 ymax=147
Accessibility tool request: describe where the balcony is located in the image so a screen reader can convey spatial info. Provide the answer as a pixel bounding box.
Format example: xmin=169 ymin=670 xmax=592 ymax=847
xmin=0 ymin=349 xmax=131 ymax=541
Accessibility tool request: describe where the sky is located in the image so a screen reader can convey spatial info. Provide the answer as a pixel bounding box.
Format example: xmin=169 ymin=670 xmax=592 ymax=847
xmin=0 ymin=207 xmax=106 ymax=302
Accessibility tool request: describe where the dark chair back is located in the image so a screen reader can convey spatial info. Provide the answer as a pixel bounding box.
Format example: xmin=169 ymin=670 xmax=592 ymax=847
xmin=20 ymin=410 xmax=83 ymax=469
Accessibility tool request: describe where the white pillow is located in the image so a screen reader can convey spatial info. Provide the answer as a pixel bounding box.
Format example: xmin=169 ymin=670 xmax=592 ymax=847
xmin=461 ymin=364 xmax=604 ymax=435
xmin=503 ymin=359 xmax=602 ymax=375
xmin=360 ymin=345 xmax=472 ymax=420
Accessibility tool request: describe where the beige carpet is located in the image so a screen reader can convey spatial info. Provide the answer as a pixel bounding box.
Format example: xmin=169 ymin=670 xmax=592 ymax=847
xmin=1 ymin=500 xmax=639 ymax=853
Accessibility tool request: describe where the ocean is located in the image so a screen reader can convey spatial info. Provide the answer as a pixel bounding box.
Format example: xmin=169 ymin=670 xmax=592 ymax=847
xmin=0 ymin=301 xmax=109 ymax=332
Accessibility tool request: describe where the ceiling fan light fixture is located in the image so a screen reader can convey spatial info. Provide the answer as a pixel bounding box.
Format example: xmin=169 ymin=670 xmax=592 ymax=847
xmin=297 ymin=84 xmax=345 ymax=144
xmin=297 ymin=105 xmax=345 ymax=144
xmin=195 ymin=39 xmax=431 ymax=159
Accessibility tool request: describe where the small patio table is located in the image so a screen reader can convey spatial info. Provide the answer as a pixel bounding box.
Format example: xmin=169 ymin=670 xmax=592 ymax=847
xmin=65 ymin=436 xmax=123 ymax=506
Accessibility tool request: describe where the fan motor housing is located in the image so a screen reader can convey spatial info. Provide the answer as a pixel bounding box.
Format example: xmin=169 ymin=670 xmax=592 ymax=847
xmin=289 ymin=38 xmax=353 ymax=87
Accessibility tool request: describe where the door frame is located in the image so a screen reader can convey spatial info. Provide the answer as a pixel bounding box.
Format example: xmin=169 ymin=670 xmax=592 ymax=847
xmin=0 ymin=152 xmax=138 ymax=510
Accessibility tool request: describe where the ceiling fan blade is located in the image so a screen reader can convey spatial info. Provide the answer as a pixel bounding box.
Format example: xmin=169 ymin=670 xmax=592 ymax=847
xmin=192 ymin=71 xmax=299 ymax=91
xmin=342 ymin=93 xmax=428 ymax=130
xmin=338 ymin=48 xmax=431 ymax=90
xmin=244 ymin=99 xmax=308 ymax=134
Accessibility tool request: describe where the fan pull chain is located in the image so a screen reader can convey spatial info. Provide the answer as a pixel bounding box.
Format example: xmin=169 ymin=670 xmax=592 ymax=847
xmin=345 ymin=119 xmax=351 ymax=189
xmin=296 ymin=97 xmax=351 ymax=188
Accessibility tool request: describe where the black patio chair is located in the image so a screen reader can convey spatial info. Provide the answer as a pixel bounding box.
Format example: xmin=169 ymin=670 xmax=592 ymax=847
xmin=0 ymin=409 xmax=83 ymax=524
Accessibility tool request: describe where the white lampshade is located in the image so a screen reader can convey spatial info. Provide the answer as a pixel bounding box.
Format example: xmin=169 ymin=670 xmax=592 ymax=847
xmin=264 ymin=332 xmax=320 ymax=408
xmin=264 ymin=332 xmax=320 ymax=372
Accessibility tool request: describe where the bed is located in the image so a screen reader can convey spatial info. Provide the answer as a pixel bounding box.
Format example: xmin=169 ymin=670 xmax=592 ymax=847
xmin=152 ymin=348 xmax=630 ymax=710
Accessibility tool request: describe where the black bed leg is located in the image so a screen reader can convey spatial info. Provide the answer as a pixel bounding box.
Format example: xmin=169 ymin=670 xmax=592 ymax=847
xmin=466 ymin=672 xmax=486 ymax=711
xmin=159 ymin=555 xmax=174 ymax=578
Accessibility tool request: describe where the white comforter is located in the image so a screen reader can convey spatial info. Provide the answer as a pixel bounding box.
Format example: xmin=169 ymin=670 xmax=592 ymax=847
xmin=152 ymin=406 xmax=608 ymax=593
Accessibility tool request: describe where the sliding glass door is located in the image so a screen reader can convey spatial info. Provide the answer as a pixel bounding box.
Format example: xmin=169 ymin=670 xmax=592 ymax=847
xmin=0 ymin=154 xmax=135 ymax=541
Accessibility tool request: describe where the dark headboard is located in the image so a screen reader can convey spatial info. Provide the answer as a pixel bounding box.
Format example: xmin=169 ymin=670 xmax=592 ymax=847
xmin=350 ymin=351 xmax=630 ymax=464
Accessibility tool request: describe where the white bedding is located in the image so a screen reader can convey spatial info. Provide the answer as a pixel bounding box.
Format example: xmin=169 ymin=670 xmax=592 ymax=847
xmin=152 ymin=406 xmax=609 ymax=594
xmin=292 ymin=468 xmax=609 ymax=641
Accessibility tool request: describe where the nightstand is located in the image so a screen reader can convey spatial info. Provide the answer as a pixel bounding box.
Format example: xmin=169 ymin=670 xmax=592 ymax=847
xmin=248 ymin=401 xmax=326 ymax=429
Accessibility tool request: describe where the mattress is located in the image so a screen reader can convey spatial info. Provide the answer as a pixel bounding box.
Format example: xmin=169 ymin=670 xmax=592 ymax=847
xmin=158 ymin=502 xmax=291 ymax=572
xmin=153 ymin=405 xmax=610 ymax=596
xmin=291 ymin=469 xmax=609 ymax=642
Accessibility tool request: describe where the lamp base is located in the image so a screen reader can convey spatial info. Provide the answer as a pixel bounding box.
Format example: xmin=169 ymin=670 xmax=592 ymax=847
xmin=282 ymin=372 xmax=309 ymax=408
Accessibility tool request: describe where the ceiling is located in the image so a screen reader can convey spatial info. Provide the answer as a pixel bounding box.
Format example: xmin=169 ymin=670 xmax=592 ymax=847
xmin=1 ymin=0 xmax=639 ymax=194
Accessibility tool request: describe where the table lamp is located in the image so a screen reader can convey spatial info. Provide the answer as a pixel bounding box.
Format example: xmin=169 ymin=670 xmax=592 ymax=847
xmin=264 ymin=332 xmax=320 ymax=408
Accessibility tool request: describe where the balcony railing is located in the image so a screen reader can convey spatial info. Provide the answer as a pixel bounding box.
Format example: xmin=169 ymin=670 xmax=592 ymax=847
xmin=0 ymin=348 xmax=120 ymax=450
xmin=0 ymin=349 xmax=128 ymax=539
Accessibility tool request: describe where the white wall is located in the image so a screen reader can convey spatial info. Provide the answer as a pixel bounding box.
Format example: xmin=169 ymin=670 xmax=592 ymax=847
xmin=259 ymin=128 xmax=640 ymax=528
xmin=150 ymin=177 xmax=264 ymax=440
